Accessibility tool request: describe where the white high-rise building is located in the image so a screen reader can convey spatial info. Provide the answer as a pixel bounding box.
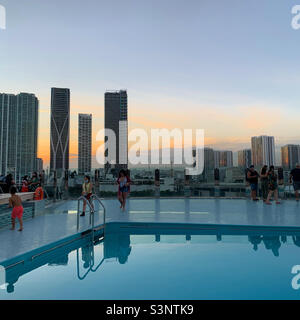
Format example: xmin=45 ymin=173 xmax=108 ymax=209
xmin=251 ymin=135 xmax=275 ymax=167
xmin=0 ymin=93 xmax=39 ymax=182
xmin=104 ymin=90 xmax=128 ymax=174
xmin=78 ymin=114 xmax=92 ymax=174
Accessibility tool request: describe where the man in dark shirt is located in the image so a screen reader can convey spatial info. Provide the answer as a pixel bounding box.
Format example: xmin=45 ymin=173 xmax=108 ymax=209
xmin=290 ymin=164 xmax=300 ymax=201
xmin=247 ymin=165 xmax=259 ymax=201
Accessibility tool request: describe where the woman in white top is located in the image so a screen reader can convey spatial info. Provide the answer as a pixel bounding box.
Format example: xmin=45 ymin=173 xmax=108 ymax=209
xmin=81 ymin=175 xmax=93 ymax=217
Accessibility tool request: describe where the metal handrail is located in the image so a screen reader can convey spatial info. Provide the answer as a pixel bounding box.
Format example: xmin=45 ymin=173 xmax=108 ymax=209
xmin=77 ymin=196 xmax=95 ymax=234
xmin=90 ymin=194 xmax=106 ymax=230
xmin=76 ymin=239 xmax=105 ymax=280
xmin=76 ymin=245 xmax=95 ymax=280
xmin=76 ymin=194 xmax=106 ymax=280
xmin=90 ymin=257 xmax=105 ymax=273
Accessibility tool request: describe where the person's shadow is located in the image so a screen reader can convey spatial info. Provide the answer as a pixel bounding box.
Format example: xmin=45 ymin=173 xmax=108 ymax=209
xmin=118 ymin=234 xmax=132 ymax=264
xmin=248 ymin=235 xmax=262 ymax=251
xmin=263 ymin=236 xmax=281 ymax=257
xmin=292 ymin=236 xmax=300 ymax=247
xmin=81 ymin=243 xmax=94 ymax=269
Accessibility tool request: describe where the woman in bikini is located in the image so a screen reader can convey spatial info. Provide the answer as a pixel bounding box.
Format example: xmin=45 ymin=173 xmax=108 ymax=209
xmin=117 ymin=170 xmax=130 ymax=211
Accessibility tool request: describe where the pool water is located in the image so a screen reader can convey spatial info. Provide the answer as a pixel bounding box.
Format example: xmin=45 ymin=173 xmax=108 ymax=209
xmin=2 ymin=223 xmax=300 ymax=300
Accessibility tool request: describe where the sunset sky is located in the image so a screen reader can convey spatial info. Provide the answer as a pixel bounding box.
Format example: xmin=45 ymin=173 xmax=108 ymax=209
xmin=1 ymin=0 xmax=300 ymax=168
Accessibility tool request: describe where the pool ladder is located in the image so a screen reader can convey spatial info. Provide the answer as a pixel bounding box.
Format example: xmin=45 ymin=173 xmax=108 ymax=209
xmin=77 ymin=194 xmax=106 ymax=241
xmin=76 ymin=194 xmax=106 ymax=280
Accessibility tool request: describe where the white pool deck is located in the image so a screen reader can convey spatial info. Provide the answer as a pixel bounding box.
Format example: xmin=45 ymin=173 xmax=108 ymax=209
xmin=1 ymin=198 xmax=300 ymax=263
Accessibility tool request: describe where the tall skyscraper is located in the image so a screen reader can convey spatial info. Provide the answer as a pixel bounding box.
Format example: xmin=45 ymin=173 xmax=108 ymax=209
xmin=0 ymin=93 xmax=17 ymax=176
xmin=202 ymin=147 xmax=215 ymax=181
xmin=204 ymin=148 xmax=215 ymax=171
xmin=0 ymin=93 xmax=39 ymax=181
xmin=50 ymin=88 xmax=70 ymax=174
xmin=251 ymin=135 xmax=275 ymax=167
xmin=214 ymin=150 xmax=233 ymax=168
xmin=281 ymin=144 xmax=300 ymax=170
xmin=104 ymin=90 xmax=128 ymax=173
xmin=238 ymin=149 xmax=252 ymax=168
xmin=214 ymin=150 xmax=220 ymax=169
xmin=78 ymin=114 xmax=92 ymax=174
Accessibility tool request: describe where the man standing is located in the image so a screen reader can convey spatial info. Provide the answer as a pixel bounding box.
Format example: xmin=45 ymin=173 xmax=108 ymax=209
xmin=247 ymin=165 xmax=259 ymax=201
xmin=290 ymin=163 xmax=300 ymax=201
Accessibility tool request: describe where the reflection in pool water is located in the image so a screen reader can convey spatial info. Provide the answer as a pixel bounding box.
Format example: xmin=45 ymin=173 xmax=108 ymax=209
xmin=2 ymin=224 xmax=300 ymax=300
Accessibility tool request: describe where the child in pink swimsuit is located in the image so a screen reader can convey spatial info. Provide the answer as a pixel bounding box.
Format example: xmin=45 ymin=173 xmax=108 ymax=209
xmin=9 ymin=187 xmax=24 ymax=231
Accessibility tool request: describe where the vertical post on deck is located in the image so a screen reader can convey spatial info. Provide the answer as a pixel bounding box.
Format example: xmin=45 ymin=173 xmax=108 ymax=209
xmin=77 ymin=199 xmax=80 ymax=230
xmin=94 ymin=169 xmax=100 ymax=197
xmin=184 ymin=169 xmax=191 ymax=197
xmin=64 ymin=169 xmax=69 ymax=200
xmin=53 ymin=170 xmax=57 ymax=202
xmin=214 ymin=168 xmax=220 ymax=197
xmin=154 ymin=169 xmax=160 ymax=198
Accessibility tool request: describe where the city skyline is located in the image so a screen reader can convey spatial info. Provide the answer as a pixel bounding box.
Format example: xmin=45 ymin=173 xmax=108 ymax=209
xmin=1 ymin=1 xmax=300 ymax=169
xmin=2 ymin=88 xmax=300 ymax=172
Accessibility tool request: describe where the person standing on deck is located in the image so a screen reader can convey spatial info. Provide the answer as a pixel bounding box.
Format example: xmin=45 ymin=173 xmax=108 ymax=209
xmin=260 ymin=165 xmax=269 ymax=202
xmin=39 ymin=171 xmax=45 ymax=187
xmin=5 ymin=174 xmax=15 ymax=193
xmin=80 ymin=175 xmax=93 ymax=217
xmin=247 ymin=165 xmax=259 ymax=201
xmin=29 ymin=172 xmax=39 ymax=192
xmin=21 ymin=176 xmax=29 ymax=193
xmin=265 ymin=166 xmax=281 ymax=205
xmin=9 ymin=187 xmax=24 ymax=231
xmin=34 ymin=184 xmax=44 ymax=201
xmin=117 ymin=170 xmax=130 ymax=211
xmin=290 ymin=164 xmax=300 ymax=201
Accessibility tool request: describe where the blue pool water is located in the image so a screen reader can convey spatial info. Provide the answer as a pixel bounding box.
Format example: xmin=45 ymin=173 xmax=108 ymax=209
xmin=2 ymin=223 xmax=300 ymax=300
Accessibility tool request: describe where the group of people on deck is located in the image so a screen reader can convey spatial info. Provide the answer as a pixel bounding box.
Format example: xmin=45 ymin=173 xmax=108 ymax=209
xmin=5 ymin=172 xmax=45 ymax=232
xmin=9 ymin=163 xmax=300 ymax=232
xmin=80 ymin=169 xmax=131 ymax=218
xmin=247 ymin=164 xmax=300 ymax=204
xmin=21 ymin=171 xmax=45 ymax=193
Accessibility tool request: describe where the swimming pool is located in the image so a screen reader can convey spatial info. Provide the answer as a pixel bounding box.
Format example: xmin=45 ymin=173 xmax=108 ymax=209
xmin=1 ymin=223 xmax=300 ymax=300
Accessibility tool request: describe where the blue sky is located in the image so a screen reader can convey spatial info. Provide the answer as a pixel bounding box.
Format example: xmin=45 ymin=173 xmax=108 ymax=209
xmin=0 ymin=0 xmax=300 ymax=167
